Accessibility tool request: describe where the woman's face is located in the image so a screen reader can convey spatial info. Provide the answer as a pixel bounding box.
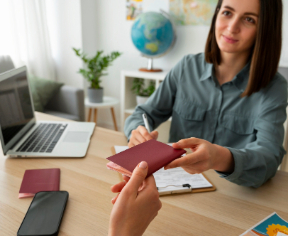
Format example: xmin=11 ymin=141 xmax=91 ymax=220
xmin=215 ymin=0 xmax=260 ymax=56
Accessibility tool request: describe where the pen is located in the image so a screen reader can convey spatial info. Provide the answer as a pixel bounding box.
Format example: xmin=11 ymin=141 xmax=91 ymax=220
xmin=142 ymin=113 xmax=151 ymax=133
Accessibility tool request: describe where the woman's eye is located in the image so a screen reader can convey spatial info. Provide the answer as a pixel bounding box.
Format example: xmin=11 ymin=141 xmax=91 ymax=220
xmin=222 ymin=11 xmax=231 ymax=16
xmin=245 ymin=17 xmax=255 ymax=24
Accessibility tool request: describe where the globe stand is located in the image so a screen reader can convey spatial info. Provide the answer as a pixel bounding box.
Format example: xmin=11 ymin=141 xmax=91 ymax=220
xmin=139 ymin=58 xmax=162 ymax=73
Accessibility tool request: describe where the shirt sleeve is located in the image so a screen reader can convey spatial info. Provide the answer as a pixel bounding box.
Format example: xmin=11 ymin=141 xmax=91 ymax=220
xmin=217 ymin=76 xmax=288 ymax=188
xmin=124 ymin=56 xmax=186 ymax=141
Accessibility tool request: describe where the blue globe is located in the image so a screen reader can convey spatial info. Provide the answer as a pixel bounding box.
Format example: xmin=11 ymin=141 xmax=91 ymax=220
xmin=131 ymin=12 xmax=176 ymax=58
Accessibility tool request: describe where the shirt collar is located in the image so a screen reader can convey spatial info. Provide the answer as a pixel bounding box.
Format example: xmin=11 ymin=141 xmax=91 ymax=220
xmin=199 ymin=62 xmax=213 ymax=81
xmin=199 ymin=60 xmax=251 ymax=92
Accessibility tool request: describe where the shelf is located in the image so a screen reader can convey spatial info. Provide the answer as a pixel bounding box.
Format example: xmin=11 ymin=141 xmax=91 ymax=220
xmin=121 ymin=70 xmax=167 ymax=81
xmin=121 ymin=69 xmax=171 ymax=137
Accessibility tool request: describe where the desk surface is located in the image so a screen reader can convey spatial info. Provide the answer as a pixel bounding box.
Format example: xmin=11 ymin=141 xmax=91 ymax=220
xmin=1 ymin=112 xmax=288 ymax=236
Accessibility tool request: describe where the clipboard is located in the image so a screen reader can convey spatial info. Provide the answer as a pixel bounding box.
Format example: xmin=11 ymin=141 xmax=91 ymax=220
xmin=154 ymin=167 xmax=216 ymax=195
xmin=190 ymin=173 xmax=216 ymax=193
xmin=110 ymin=146 xmax=216 ymax=195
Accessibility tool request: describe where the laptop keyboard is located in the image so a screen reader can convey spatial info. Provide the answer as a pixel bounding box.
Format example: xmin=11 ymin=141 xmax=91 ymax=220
xmin=17 ymin=123 xmax=67 ymax=153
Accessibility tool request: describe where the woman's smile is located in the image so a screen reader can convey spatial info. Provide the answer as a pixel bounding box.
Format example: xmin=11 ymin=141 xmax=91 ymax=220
xmin=222 ymin=35 xmax=239 ymax=44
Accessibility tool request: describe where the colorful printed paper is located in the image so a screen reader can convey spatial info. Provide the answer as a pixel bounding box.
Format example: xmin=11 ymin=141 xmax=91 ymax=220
xmin=126 ymin=0 xmax=143 ymax=20
xmin=241 ymin=213 xmax=288 ymax=236
xmin=169 ymin=0 xmax=217 ymax=25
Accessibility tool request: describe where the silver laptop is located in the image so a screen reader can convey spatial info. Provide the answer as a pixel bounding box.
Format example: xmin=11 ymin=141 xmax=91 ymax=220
xmin=0 ymin=66 xmax=95 ymax=158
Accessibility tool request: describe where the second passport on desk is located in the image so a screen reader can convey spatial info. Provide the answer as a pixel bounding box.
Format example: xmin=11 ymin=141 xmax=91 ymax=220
xmin=19 ymin=168 xmax=60 ymax=198
xmin=107 ymin=139 xmax=186 ymax=177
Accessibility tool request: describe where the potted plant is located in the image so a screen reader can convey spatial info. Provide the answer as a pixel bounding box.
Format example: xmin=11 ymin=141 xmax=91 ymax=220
xmin=73 ymin=48 xmax=121 ymax=103
xmin=131 ymin=78 xmax=156 ymax=105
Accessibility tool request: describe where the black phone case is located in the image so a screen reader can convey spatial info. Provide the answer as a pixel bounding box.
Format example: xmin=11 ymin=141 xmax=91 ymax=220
xmin=17 ymin=191 xmax=69 ymax=236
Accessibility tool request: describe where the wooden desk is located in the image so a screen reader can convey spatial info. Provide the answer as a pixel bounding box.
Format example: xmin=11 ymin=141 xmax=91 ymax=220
xmin=1 ymin=112 xmax=288 ymax=236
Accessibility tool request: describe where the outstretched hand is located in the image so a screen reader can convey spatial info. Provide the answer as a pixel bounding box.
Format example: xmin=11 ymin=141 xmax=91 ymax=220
xmin=110 ymin=175 xmax=130 ymax=204
xmin=109 ymin=162 xmax=162 ymax=236
xmin=164 ymin=137 xmax=234 ymax=174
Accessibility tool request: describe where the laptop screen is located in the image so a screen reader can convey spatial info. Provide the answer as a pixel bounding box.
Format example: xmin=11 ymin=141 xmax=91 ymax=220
xmin=0 ymin=70 xmax=34 ymax=145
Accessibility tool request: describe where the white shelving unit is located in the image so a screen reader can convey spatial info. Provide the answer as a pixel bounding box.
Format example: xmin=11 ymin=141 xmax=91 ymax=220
xmin=120 ymin=70 xmax=171 ymax=142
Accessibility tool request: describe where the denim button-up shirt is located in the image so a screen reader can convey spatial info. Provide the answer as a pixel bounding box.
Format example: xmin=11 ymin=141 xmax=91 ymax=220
xmin=124 ymin=53 xmax=287 ymax=188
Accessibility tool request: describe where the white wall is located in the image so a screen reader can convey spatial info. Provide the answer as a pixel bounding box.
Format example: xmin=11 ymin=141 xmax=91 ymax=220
xmin=81 ymin=0 xmax=210 ymax=128
xmin=46 ymin=0 xmax=83 ymax=88
xmin=80 ymin=0 xmax=98 ymax=59
xmin=280 ymin=0 xmax=288 ymax=67
xmin=80 ymin=0 xmax=98 ymax=95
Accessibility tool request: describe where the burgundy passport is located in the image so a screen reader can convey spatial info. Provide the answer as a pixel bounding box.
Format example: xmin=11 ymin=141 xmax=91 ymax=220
xmin=19 ymin=168 xmax=60 ymax=199
xmin=107 ymin=139 xmax=186 ymax=178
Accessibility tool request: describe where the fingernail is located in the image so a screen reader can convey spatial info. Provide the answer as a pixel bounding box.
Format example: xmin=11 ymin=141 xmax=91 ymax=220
xmin=139 ymin=161 xmax=147 ymax=169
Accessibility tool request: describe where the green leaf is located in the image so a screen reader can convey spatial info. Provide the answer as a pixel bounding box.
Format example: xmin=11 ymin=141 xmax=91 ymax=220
xmin=72 ymin=48 xmax=121 ymax=88
xmin=131 ymin=78 xmax=155 ymax=96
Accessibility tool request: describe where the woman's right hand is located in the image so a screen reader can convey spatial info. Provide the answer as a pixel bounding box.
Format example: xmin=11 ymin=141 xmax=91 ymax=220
xmin=128 ymin=125 xmax=158 ymax=148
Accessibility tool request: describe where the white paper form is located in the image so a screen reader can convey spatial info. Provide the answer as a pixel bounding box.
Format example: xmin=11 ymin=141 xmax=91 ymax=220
xmin=153 ymin=167 xmax=212 ymax=189
xmin=114 ymin=146 xmax=129 ymax=154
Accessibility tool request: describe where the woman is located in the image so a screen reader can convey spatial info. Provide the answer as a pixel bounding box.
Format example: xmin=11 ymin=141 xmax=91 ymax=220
xmin=124 ymin=0 xmax=287 ymax=188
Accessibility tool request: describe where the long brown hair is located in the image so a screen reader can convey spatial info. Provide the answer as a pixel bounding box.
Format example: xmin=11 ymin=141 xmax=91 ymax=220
xmin=205 ymin=0 xmax=283 ymax=97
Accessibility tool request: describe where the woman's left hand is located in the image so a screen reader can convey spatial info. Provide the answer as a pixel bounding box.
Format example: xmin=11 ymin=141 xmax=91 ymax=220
xmin=165 ymin=137 xmax=234 ymax=174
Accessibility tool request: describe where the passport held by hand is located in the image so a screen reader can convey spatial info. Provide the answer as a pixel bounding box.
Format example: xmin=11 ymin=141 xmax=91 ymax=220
xmin=106 ymin=139 xmax=186 ymax=177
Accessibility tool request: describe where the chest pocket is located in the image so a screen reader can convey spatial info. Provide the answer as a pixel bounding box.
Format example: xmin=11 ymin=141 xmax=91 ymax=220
xmin=173 ymin=98 xmax=206 ymax=138
xmin=219 ymin=113 xmax=256 ymax=148
xmin=220 ymin=114 xmax=255 ymax=135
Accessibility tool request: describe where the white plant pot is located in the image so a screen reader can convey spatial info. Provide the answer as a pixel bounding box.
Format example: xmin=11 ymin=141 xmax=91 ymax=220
xmin=136 ymin=95 xmax=149 ymax=105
